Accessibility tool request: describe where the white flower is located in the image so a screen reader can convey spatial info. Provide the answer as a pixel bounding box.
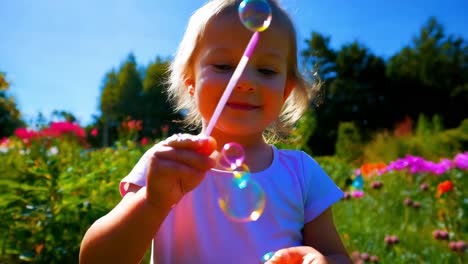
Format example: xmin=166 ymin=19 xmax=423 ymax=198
xmin=0 ymin=146 xmax=8 ymax=153
xmin=19 ymin=149 xmax=30 ymax=155
xmin=47 ymin=146 xmax=59 ymax=156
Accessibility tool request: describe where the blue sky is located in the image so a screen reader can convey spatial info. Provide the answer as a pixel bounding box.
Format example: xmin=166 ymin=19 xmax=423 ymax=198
xmin=1 ymin=0 xmax=467 ymax=126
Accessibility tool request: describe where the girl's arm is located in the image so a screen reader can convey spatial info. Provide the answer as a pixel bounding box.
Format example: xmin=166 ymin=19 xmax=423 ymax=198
xmin=265 ymin=208 xmax=351 ymax=264
xmin=79 ymin=184 xmax=172 ymax=264
xmin=302 ymin=208 xmax=351 ymax=263
xmin=80 ymin=135 xmax=217 ymax=264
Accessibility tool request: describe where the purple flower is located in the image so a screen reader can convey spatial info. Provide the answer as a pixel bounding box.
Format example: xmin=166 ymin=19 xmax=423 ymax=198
xmin=454 ymin=152 xmax=468 ymax=170
xmin=343 ymin=192 xmax=351 ymax=200
xmin=370 ymin=255 xmax=379 ymax=262
xmin=385 ymin=235 xmax=400 ymax=245
xmin=404 ymin=197 xmax=413 ymax=206
xmin=387 ymin=158 xmax=409 ymax=171
xmin=352 ymin=190 xmax=365 ymax=198
xmin=449 ymin=240 xmax=467 ymax=252
xmin=420 ymin=182 xmax=429 ymax=191
xmin=449 ymin=241 xmax=458 ymax=251
xmin=371 ymin=181 xmax=383 ymax=189
xmin=351 ymin=251 xmax=360 ymax=261
xmin=433 ymin=229 xmax=449 ymax=240
xmin=456 ymin=241 xmax=467 ymax=252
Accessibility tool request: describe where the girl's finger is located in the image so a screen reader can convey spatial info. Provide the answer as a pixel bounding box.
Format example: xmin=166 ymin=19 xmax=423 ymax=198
xmin=165 ymin=134 xmax=217 ymax=155
xmin=155 ymin=145 xmax=216 ymax=171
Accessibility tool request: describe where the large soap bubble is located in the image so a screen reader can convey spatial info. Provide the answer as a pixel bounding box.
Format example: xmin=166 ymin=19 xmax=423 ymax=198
xmin=238 ymin=0 xmax=272 ymax=32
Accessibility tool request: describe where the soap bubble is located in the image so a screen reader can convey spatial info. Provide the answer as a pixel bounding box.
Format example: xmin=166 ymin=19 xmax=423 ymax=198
xmin=217 ymin=170 xmax=266 ymax=222
xmin=222 ymin=142 xmax=245 ymax=169
xmin=238 ymin=0 xmax=272 ymax=32
xmin=217 ymin=142 xmax=266 ymax=222
xmin=261 ymin=251 xmax=275 ymax=263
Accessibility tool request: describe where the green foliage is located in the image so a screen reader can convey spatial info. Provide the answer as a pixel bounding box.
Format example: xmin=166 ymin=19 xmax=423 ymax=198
xmin=1 ymin=122 xmax=467 ymax=263
xmin=315 ymin=155 xmax=354 ymax=189
xmin=0 ymin=137 xmax=147 ymax=263
xmin=275 ymin=109 xmax=316 ymax=153
xmin=0 ymin=72 xmax=25 ymax=138
xmin=301 ymin=17 xmax=467 ymax=156
xmin=386 ymin=17 xmax=468 ymax=129
xmin=335 ymin=121 xmax=363 ymax=164
xmin=302 ymin=33 xmax=391 ymax=155
xmin=364 ymin=118 xmax=467 ymax=163
xmin=141 ymin=57 xmax=181 ymax=138
xmin=98 ymin=55 xmax=180 ymax=147
xmin=331 ymin=165 xmax=466 ymax=263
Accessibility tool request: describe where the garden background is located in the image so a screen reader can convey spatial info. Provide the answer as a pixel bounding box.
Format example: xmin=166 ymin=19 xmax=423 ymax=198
xmin=1 ymin=16 xmax=467 ymax=263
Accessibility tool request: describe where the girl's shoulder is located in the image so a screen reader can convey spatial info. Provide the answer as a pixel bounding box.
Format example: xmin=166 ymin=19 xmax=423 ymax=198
xmin=274 ymin=145 xmax=321 ymax=172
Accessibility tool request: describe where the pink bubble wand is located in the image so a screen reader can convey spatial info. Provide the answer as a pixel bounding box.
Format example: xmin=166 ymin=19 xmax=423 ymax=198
xmin=204 ymin=0 xmax=271 ymax=137
xmin=204 ymin=32 xmax=259 ymax=137
xmin=203 ymin=0 xmax=272 ymax=224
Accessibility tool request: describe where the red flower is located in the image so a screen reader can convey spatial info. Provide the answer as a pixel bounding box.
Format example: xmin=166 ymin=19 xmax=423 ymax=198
xmin=360 ymin=162 xmax=386 ymax=178
xmin=15 ymin=128 xmax=39 ymax=140
xmin=140 ymin=137 xmax=149 ymax=146
xmin=90 ymin=128 xmax=98 ymax=136
xmin=436 ymin=180 xmax=454 ymax=197
xmin=127 ymin=120 xmax=143 ymax=131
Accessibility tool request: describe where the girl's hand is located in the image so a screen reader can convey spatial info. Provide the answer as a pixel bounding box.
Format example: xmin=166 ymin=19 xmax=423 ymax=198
xmin=265 ymin=246 xmax=328 ymax=264
xmin=145 ymin=134 xmax=217 ymax=209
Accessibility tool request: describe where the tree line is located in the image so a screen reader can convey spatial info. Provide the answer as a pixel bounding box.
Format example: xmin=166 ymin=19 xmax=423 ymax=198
xmin=1 ymin=17 xmax=466 ymax=155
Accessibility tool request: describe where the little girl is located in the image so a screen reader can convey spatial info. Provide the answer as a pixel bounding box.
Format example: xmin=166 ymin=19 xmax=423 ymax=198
xmin=80 ymin=0 xmax=351 ymax=263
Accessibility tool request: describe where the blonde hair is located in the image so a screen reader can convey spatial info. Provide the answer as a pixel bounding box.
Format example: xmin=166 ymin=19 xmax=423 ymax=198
xmin=167 ymin=0 xmax=319 ymax=140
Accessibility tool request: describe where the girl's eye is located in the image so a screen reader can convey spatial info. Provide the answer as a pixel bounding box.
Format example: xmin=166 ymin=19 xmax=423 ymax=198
xmin=258 ymin=68 xmax=277 ymax=76
xmin=213 ymin=64 xmax=233 ymax=72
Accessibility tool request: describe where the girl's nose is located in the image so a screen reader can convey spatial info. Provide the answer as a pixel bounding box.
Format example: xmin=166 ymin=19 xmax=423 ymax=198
xmin=235 ymin=69 xmax=256 ymax=92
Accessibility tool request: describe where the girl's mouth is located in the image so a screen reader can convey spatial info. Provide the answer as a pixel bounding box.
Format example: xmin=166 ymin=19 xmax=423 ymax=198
xmin=226 ymin=102 xmax=260 ymax=110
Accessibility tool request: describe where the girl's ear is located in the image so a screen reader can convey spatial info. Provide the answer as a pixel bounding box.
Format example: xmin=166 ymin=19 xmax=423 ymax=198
xmin=185 ymin=79 xmax=195 ymax=96
xmin=283 ymin=79 xmax=295 ymax=101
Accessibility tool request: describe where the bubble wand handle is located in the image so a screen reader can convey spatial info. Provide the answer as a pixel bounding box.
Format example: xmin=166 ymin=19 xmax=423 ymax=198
xmin=204 ymin=31 xmax=260 ymax=137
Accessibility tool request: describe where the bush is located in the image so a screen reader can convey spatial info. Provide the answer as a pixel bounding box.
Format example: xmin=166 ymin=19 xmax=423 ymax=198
xmin=0 ymin=138 xmax=146 ymax=263
xmin=335 ymin=121 xmax=363 ymax=164
xmin=364 ymin=118 xmax=467 ymax=162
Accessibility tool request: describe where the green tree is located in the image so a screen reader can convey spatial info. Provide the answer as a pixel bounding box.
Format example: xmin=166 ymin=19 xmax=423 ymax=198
xmin=99 ymin=53 xmax=144 ymax=145
xmin=387 ymin=17 xmax=468 ymax=128
xmin=115 ymin=54 xmax=144 ymax=120
xmin=141 ymin=57 xmax=181 ymax=137
xmin=51 ymin=110 xmax=77 ymax=123
xmin=302 ymin=33 xmax=388 ymax=155
xmin=0 ymin=72 xmax=25 ymax=137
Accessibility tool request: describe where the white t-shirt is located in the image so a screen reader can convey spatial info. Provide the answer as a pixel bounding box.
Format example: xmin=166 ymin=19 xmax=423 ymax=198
xmin=120 ymin=145 xmax=344 ymax=264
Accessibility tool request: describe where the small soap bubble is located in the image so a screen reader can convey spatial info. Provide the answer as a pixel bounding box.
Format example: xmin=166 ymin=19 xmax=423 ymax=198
xmin=352 ymin=175 xmax=364 ymax=190
xmin=261 ymin=251 xmax=275 ymax=263
xmin=222 ymin=142 xmax=245 ymax=169
xmin=238 ymin=0 xmax=272 ymax=32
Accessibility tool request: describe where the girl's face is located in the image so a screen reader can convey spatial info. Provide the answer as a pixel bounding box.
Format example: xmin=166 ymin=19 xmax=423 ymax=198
xmin=189 ymin=10 xmax=293 ymax=137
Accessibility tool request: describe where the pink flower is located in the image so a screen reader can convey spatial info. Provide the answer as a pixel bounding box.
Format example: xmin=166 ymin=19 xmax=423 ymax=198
xmin=420 ymin=182 xmax=429 ymax=191
xmin=140 ymin=137 xmax=149 ymax=146
xmin=454 ymin=152 xmax=468 ymax=170
xmin=0 ymin=137 xmax=9 ymax=146
xmin=351 ymin=190 xmax=364 ymax=198
xmin=90 ymin=128 xmax=98 ymax=136
xmin=15 ymin=128 xmax=39 ymax=140
xmin=127 ymin=120 xmax=143 ymax=131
